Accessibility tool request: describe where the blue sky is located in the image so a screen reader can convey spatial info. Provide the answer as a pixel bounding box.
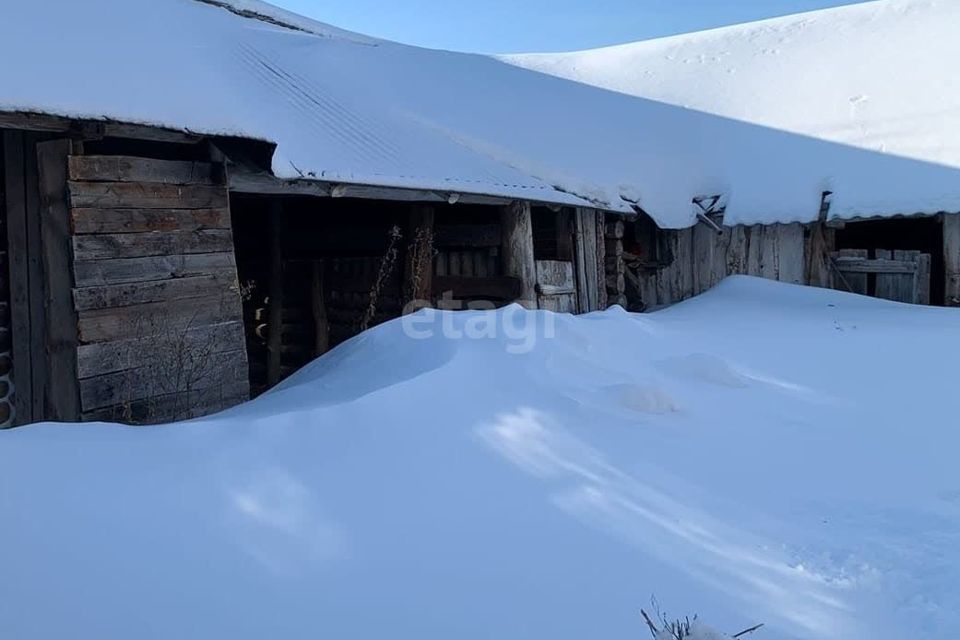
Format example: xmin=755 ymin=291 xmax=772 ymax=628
xmin=271 ymin=0 xmax=874 ymax=53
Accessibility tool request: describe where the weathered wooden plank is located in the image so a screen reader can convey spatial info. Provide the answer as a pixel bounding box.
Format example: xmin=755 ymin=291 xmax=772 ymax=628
xmin=73 ymin=252 xmax=237 ymax=287
xmin=76 ymin=321 xmax=245 ymax=379
xmin=435 ymin=224 xmax=500 ymax=248
xmin=23 ymin=134 xmax=48 ymax=421
xmin=267 ymin=206 xmax=284 ymax=387
xmin=605 ymin=220 xmax=625 ymax=239
xmin=0 ymin=112 xmax=200 ymax=143
xmin=73 ymin=274 xmax=235 ymax=311
xmin=73 ymin=229 xmax=233 ymax=260
xmin=691 ymin=222 xmax=716 ymax=296
xmin=81 ymin=378 xmax=249 ymax=424
xmin=229 ymin=169 xmax=513 ymax=206
xmin=311 ymin=262 xmax=329 ymax=356
xmin=805 ymin=223 xmax=834 ymax=289
xmin=433 ymin=276 xmax=522 ymax=300
xmin=777 ymin=223 xmax=806 ymax=285
xmin=68 ymin=181 xmax=228 ymax=209
xmin=80 ymin=348 xmax=247 ymax=411
xmin=536 ymin=259 xmax=576 ymax=311
xmin=77 ymin=293 xmax=242 ymax=344
xmin=501 ymin=201 xmax=537 ymax=308
xmin=944 ymin=214 xmax=960 ymax=306
xmin=68 ymin=156 xmax=216 ymax=185
xmin=37 ymin=139 xmax=81 ymax=421
xmin=916 ymin=253 xmax=932 ymax=305
xmin=831 ymin=249 xmax=869 ymax=294
xmin=832 ymin=257 xmax=918 ymax=274
xmin=3 ymin=130 xmax=32 ymax=424
xmin=71 ymin=207 xmax=230 ymax=234
xmin=574 ymin=208 xmax=604 ymax=311
xmin=536 ymin=260 xmax=575 ymax=288
xmin=596 ymin=212 xmax=608 ymax=309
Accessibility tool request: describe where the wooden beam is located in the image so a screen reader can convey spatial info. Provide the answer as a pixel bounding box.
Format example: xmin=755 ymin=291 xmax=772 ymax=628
xmin=36 ymin=139 xmax=81 ymax=421
xmin=573 ymin=207 xmax=604 ymax=312
xmin=69 ymin=181 xmax=228 ymax=209
xmin=0 ymin=111 xmax=201 ymax=144
xmin=24 ymin=134 xmax=48 ymax=421
xmin=73 ymin=252 xmax=237 ymax=287
xmin=311 ymin=261 xmax=329 ymax=357
xmin=72 ymin=229 xmax=234 ymax=261
xmin=945 ymin=213 xmax=960 ymax=306
xmin=500 ymin=201 xmax=537 ymax=308
xmin=267 ymin=202 xmax=284 ymax=387
xmin=69 ymin=156 xmax=216 ymax=185
xmin=71 ymin=207 xmax=231 ymax=234
xmin=3 ymin=130 xmax=32 ymax=425
xmin=229 ymin=169 xmax=514 ymax=206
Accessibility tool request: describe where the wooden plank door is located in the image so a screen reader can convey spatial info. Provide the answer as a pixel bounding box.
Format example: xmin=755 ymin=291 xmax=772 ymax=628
xmin=573 ymin=207 xmax=607 ymax=312
xmin=536 ymin=260 xmax=576 ymax=312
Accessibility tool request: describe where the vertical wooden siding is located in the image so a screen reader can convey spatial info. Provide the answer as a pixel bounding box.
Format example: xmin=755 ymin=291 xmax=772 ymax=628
xmin=68 ymin=155 xmax=249 ymax=423
xmin=636 ymin=222 xmax=812 ymax=309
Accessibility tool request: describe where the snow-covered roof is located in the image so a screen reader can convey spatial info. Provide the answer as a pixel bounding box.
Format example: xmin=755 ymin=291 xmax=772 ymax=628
xmin=2 ymin=0 xmax=959 ymax=227
xmin=505 ymin=0 xmax=960 ymax=223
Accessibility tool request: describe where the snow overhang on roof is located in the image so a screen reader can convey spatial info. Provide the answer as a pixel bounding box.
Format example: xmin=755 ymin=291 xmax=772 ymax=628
xmin=1 ymin=0 xmax=959 ymax=228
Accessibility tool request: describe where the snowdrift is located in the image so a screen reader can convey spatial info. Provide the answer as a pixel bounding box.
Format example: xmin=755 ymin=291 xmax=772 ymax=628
xmin=2 ymin=277 xmax=960 ymax=639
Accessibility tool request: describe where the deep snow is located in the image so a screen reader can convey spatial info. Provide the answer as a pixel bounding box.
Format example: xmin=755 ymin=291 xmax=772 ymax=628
xmin=2 ymin=0 xmax=960 ymax=225
xmin=2 ymin=277 xmax=959 ymax=639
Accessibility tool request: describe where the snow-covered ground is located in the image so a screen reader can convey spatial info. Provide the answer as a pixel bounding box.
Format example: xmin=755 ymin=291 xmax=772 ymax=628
xmin=2 ymin=277 xmax=959 ymax=639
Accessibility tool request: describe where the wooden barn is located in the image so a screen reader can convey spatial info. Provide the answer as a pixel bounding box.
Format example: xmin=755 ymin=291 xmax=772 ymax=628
xmin=2 ymin=0 xmax=959 ymax=427
xmin=617 ymin=206 xmax=960 ymax=312
xmin=0 ymin=111 xmax=612 ymax=427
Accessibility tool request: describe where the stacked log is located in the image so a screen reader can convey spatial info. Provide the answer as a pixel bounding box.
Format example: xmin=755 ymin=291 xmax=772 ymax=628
xmin=604 ymin=217 xmax=628 ymax=308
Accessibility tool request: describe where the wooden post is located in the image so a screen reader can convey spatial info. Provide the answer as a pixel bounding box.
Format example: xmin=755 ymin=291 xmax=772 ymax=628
xmin=573 ymin=207 xmax=604 ymax=312
xmin=36 ymin=139 xmax=81 ymax=421
xmin=3 ymin=131 xmax=32 ymax=425
xmin=404 ymin=205 xmax=435 ymax=312
xmin=311 ymin=261 xmax=329 ymax=357
xmin=500 ymin=200 xmax=537 ymax=308
xmin=267 ymin=202 xmax=284 ymax=386
xmin=944 ymin=213 xmax=960 ymax=306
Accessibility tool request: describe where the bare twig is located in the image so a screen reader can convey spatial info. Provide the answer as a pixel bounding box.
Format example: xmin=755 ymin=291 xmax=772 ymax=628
xmin=360 ymin=225 xmax=402 ymax=331
xmin=732 ymin=623 xmax=765 ymax=638
xmin=640 ymin=609 xmax=659 ymax=638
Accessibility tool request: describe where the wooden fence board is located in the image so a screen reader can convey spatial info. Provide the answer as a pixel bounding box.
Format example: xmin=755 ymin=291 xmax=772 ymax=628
xmin=68 ymin=181 xmax=228 ymax=209
xmin=73 ymin=273 xmax=236 ymax=311
xmin=71 ymin=207 xmax=230 ymax=234
xmin=77 ymin=293 xmax=241 ymax=344
xmin=69 ymin=156 xmax=216 ymax=185
xmin=37 ymin=139 xmax=81 ymax=421
xmin=73 ymin=229 xmax=233 ymax=260
xmin=3 ymin=130 xmax=32 ymax=424
xmin=74 ymin=252 xmax=237 ymax=287
xmin=76 ymin=321 xmax=245 ymax=379
xmin=80 ymin=348 xmax=247 ymax=411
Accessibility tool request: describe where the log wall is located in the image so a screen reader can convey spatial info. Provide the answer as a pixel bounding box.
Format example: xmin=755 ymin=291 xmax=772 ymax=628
xmin=67 ymin=154 xmax=248 ymax=423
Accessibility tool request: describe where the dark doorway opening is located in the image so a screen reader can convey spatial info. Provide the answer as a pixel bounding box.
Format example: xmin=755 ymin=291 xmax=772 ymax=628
xmin=834 ymin=216 xmax=944 ymax=305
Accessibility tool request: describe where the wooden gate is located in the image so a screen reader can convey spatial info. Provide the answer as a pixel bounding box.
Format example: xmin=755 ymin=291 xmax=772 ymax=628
xmin=830 ymin=249 xmax=931 ymax=304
